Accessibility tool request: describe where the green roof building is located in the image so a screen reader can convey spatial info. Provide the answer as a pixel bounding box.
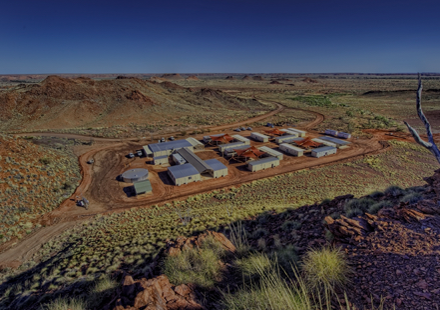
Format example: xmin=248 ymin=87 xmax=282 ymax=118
xmin=133 ymin=179 xmax=152 ymax=195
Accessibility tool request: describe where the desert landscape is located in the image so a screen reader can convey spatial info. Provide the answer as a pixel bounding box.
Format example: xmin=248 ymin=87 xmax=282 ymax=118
xmin=1 ymin=73 xmax=440 ymax=309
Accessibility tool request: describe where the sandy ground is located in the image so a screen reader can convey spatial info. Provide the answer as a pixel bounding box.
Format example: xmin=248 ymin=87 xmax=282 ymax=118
xmin=0 ymin=100 xmax=414 ymax=266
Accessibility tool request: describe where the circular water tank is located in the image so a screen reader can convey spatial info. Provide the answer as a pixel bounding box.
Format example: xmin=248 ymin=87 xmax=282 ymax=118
xmin=121 ymin=168 xmax=149 ymax=183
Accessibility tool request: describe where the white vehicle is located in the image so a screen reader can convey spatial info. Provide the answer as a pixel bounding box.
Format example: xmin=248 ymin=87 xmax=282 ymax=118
xmin=136 ymin=150 xmax=143 ymax=157
xmin=128 ymin=153 xmax=134 ymax=158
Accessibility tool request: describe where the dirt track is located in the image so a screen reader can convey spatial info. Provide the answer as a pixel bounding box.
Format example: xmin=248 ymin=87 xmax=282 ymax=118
xmin=0 ymin=101 xmax=404 ymax=265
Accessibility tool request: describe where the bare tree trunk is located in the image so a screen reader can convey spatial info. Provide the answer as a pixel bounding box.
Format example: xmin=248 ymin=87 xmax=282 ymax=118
xmin=403 ymin=74 xmax=440 ymax=165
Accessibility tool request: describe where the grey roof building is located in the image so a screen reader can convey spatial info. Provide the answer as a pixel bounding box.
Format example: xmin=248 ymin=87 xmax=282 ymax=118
xmin=204 ymin=159 xmax=228 ymax=178
xmin=311 ymin=146 xmax=337 ymax=158
xmin=176 ymin=147 xmax=212 ymax=174
xmin=167 ymin=163 xmax=201 ymax=186
xmin=318 ymin=136 xmax=351 ymax=147
xmin=148 ymin=139 xmax=193 ymax=157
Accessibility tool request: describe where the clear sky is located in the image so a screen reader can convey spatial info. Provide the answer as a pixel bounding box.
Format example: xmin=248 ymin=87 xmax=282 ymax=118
xmin=1 ymin=0 xmax=439 ymax=74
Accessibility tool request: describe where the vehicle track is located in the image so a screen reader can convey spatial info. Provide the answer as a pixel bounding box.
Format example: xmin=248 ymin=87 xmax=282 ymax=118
xmin=0 ymin=101 xmax=393 ymax=265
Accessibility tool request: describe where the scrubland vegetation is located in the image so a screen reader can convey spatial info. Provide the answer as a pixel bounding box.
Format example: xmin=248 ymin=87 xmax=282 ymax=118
xmin=0 ymin=135 xmax=81 ymax=245
xmin=0 ymin=139 xmax=430 ymax=309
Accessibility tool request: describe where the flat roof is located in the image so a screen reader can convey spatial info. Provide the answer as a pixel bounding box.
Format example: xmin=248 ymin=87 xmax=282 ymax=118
xmin=204 ymin=159 xmax=228 ymax=171
xmin=319 ymin=136 xmax=351 ymax=145
xmin=133 ymin=179 xmax=152 ymax=194
xmin=149 ymin=139 xmax=193 ymax=153
xmin=258 ymin=146 xmax=283 ymax=156
xmin=288 ymin=128 xmax=307 ymax=133
xmin=276 ymin=135 xmax=298 ymax=140
xmin=248 ymin=157 xmax=279 ymax=166
xmin=143 ymin=145 xmax=152 ymax=155
xmin=251 ymin=132 xmax=269 ymax=137
xmin=154 ymin=155 xmax=168 ymax=159
xmin=224 ymin=144 xmax=250 ymax=152
xmin=177 ymin=147 xmax=212 ymax=174
xmin=168 ymin=163 xmax=200 ymax=179
xmin=232 ymin=135 xmax=250 ymax=142
xmin=312 ymin=146 xmax=337 ymax=153
xmin=186 ymin=137 xmax=204 ymax=146
xmin=121 ymin=168 xmax=149 ymax=179
xmin=280 ymin=144 xmax=304 ymax=152
xmin=219 ymin=142 xmax=245 ymax=150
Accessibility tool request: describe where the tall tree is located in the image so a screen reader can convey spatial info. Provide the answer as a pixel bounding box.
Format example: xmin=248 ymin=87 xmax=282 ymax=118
xmin=404 ymin=74 xmax=440 ymax=165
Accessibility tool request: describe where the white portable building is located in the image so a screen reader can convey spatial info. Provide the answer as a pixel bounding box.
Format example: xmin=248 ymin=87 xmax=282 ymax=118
xmin=325 ymin=129 xmax=339 ymax=137
xmin=311 ymin=146 xmax=337 ymax=158
xmin=232 ymin=135 xmax=251 ymax=145
xmin=280 ymin=129 xmax=298 ymax=135
xmin=279 ymin=144 xmax=304 ymax=156
xmin=153 ymin=155 xmax=169 ymax=165
xmin=172 ymin=153 xmax=186 ymax=165
xmin=258 ymin=146 xmax=283 ymax=160
xmin=218 ymin=142 xmax=246 ymax=154
xmin=186 ymin=137 xmax=205 ymax=150
xmin=251 ymin=132 xmax=269 ymax=142
xmin=247 ymin=157 xmax=280 ymax=172
xmin=288 ymin=128 xmax=306 ymax=137
xmin=318 ymin=136 xmax=351 ymax=148
xmin=275 ymin=134 xmax=298 ymax=144
xmin=312 ymin=138 xmax=337 ymax=148
xmin=337 ymin=132 xmax=351 ymax=139
xmin=148 ymin=140 xmax=193 ymax=157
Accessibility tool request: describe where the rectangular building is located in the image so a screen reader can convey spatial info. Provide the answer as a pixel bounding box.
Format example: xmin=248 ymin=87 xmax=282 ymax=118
xmin=167 ymin=163 xmax=201 ymax=186
xmin=204 ymin=159 xmax=228 ymax=178
xmin=288 ymin=128 xmax=306 ymax=137
xmin=325 ymin=129 xmax=339 ymax=137
xmin=142 ymin=145 xmax=153 ymax=157
xmin=224 ymin=144 xmax=251 ymax=157
xmin=153 ymin=155 xmax=169 ymax=165
xmin=133 ymin=180 xmax=152 ymax=195
xmin=218 ymin=141 xmax=246 ymax=154
xmin=279 ymin=143 xmax=304 ymax=156
xmin=280 ymin=129 xmax=298 ymax=135
xmin=172 ymin=153 xmax=186 ymax=165
xmin=186 ymin=137 xmax=205 ymax=150
xmin=258 ymin=146 xmax=284 ymax=160
xmin=251 ymin=132 xmax=269 ymax=142
xmin=337 ymin=132 xmax=351 ymax=139
xmin=232 ymin=135 xmax=251 ymax=145
xmin=311 ymin=146 xmax=337 ymax=158
xmin=203 ymin=134 xmax=225 ymax=143
xmin=247 ymin=157 xmax=280 ymax=172
xmin=312 ymin=138 xmax=337 ymax=148
xmin=275 ymin=134 xmax=299 ymax=144
xmin=148 ymin=139 xmax=193 ymax=157
xmin=318 ymin=136 xmax=351 ymax=148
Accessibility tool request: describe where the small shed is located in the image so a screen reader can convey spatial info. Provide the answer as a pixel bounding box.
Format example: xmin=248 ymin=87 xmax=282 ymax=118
xmin=231 ymin=135 xmax=251 ymax=145
xmin=337 ymin=132 xmax=351 ymax=139
xmin=172 ymin=153 xmax=186 ymax=165
xmin=275 ymin=134 xmax=299 ymax=144
xmin=258 ymin=146 xmax=283 ymax=160
xmin=325 ymin=129 xmax=339 ymax=137
xmin=186 ymin=137 xmax=205 ymax=150
xmin=251 ymin=132 xmax=269 ymax=142
xmin=288 ymin=128 xmax=306 ymax=137
xmin=219 ymin=142 xmax=246 ymax=154
xmin=312 ymin=138 xmax=337 ymax=148
xmin=247 ymin=157 xmax=280 ymax=172
xmin=167 ymin=163 xmax=201 ymax=186
xmin=133 ymin=179 xmax=152 ymax=195
xmin=311 ymin=146 xmax=337 ymax=158
xmin=204 ymin=159 xmax=228 ymax=178
xmin=279 ymin=144 xmax=304 ymax=156
xmin=153 ymin=155 xmax=169 ymax=165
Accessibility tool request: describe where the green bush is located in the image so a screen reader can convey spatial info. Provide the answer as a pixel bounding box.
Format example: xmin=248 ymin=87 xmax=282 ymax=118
xmin=251 ymin=228 xmax=269 ymax=239
xmin=40 ymin=297 xmax=87 ymax=310
xmin=235 ymin=253 xmax=271 ymax=278
xmin=400 ymin=192 xmax=423 ymax=204
xmin=368 ymin=201 xmax=393 ymax=214
xmin=346 ymin=208 xmax=363 ymax=218
xmin=281 ymin=221 xmax=301 ymax=231
xmin=384 ymin=185 xmax=404 ymax=197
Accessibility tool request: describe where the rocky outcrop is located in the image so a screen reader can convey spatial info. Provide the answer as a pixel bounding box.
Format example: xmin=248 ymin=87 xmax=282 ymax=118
xmin=225 ymin=76 xmax=235 ymax=80
xmin=269 ymin=80 xmax=281 ymax=84
xmin=302 ymin=77 xmax=318 ymax=83
xmin=107 ymin=275 xmax=204 ymax=310
xmin=166 ymin=231 xmax=236 ymax=257
xmin=252 ymin=75 xmax=265 ymax=81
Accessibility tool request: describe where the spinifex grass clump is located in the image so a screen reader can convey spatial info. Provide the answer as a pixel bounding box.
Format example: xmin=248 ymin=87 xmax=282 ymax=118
xmin=162 ymin=236 xmax=226 ymax=288
xmin=40 ymin=297 xmax=87 ymax=310
xmin=302 ymin=247 xmax=349 ymax=296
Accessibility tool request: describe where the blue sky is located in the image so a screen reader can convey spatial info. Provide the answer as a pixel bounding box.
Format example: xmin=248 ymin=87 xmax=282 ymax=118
xmin=1 ymin=0 xmax=439 ymax=74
